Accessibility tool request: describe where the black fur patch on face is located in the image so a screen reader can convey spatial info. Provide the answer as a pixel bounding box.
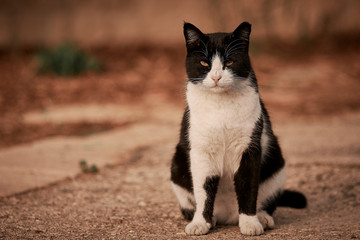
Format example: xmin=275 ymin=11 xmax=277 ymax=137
xmin=234 ymin=116 xmax=263 ymax=215
xmin=183 ymin=22 xmax=255 ymax=87
xmin=203 ymin=175 xmax=220 ymax=223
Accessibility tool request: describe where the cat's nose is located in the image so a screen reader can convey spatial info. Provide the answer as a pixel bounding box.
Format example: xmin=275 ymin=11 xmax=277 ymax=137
xmin=212 ymin=76 xmax=222 ymax=84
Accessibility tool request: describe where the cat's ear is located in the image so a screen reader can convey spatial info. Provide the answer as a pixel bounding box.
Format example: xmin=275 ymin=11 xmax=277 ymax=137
xmin=183 ymin=22 xmax=205 ymax=48
xmin=232 ymin=22 xmax=251 ymax=42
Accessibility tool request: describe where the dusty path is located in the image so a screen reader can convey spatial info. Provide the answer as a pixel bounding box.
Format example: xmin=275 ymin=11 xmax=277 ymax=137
xmin=1 ymin=111 xmax=359 ymax=239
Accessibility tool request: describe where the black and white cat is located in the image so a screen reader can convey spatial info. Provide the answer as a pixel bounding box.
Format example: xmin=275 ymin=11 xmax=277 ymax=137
xmin=170 ymin=22 xmax=307 ymax=236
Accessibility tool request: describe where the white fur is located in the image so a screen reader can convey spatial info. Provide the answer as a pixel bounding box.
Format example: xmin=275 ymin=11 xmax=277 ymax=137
xmin=260 ymin=121 xmax=270 ymax=162
xmin=213 ymin=176 xmax=239 ymax=224
xmin=257 ymin=210 xmax=275 ymax=229
xmin=239 ymin=214 xmax=264 ymax=236
xmin=185 ymin=220 xmax=211 ymax=235
xmin=187 ymin=66 xmax=261 ymax=183
xmin=257 ymin=167 xmax=286 ymax=210
xmin=171 ymin=182 xmax=195 ymax=210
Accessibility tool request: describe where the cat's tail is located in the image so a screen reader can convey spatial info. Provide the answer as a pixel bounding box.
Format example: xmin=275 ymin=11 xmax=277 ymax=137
xmin=278 ymin=190 xmax=307 ymax=209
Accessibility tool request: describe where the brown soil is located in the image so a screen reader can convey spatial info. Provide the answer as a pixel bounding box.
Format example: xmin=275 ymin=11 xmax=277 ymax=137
xmin=0 ymin=130 xmax=359 ymax=239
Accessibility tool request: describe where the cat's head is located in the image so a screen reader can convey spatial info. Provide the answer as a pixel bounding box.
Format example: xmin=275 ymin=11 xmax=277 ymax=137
xmin=184 ymin=22 xmax=256 ymax=93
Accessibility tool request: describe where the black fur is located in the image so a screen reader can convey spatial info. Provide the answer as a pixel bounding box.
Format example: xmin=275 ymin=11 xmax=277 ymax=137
xmin=170 ymin=107 xmax=193 ymax=192
xmin=259 ymin=100 xmax=286 ymax=183
xmin=203 ymin=176 xmax=220 ymax=223
xmin=234 ymin=117 xmax=263 ymax=215
xmin=278 ymin=190 xmax=307 ymax=209
xmin=181 ymin=208 xmax=195 ymax=221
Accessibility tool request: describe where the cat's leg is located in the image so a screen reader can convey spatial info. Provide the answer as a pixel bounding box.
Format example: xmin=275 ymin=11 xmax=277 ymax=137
xmin=234 ymin=145 xmax=264 ymax=235
xmin=185 ymin=150 xmax=220 ymax=235
xmin=170 ymin=143 xmax=195 ymax=220
xmin=256 ymin=167 xmax=287 ymax=229
xmin=257 ymin=190 xmax=280 ymax=230
xmin=171 ymin=182 xmax=195 ymax=220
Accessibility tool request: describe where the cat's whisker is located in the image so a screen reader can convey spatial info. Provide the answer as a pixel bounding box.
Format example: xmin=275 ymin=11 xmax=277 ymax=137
xmin=225 ymin=43 xmax=246 ymax=57
xmin=224 ymin=39 xmax=242 ymax=53
xmin=226 ymin=47 xmax=247 ymax=58
xmin=187 ymin=77 xmax=204 ymax=83
xmin=226 ymin=42 xmax=243 ymax=52
xmin=192 ymin=50 xmax=208 ymax=56
xmin=200 ymin=39 xmax=209 ymax=57
xmin=230 ymin=83 xmax=244 ymax=90
xmin=233 ymin=76 xmax=248 ymax=81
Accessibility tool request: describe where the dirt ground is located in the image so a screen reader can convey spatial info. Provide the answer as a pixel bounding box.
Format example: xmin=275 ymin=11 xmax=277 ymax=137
xmin=0 ymin=44 xmax=360 ymax=239
xmin=0 ymin=114 xmax=359 ymax=239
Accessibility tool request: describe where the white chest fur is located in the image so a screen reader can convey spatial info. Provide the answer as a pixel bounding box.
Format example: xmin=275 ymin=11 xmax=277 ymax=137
xmin=186 ymin=82 xmax=261 ymax=176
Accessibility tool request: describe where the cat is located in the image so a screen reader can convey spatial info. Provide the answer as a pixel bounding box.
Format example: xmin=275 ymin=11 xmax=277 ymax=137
xmin=170 ymin=22 xmax=307 ymax=236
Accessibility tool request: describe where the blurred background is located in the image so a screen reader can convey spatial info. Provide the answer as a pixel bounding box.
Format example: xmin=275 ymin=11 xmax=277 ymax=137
xmin=0 ymin=0 xmax=360 ymax=147
xmin=1 ymin=0 xmax=360 ymax=47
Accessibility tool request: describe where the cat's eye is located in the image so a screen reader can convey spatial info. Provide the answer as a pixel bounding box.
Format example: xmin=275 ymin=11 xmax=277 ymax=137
xmin=200 ymin=61 xmax=209 ymax=67
xmin=225 ymin=60 xmax=234 ymax=67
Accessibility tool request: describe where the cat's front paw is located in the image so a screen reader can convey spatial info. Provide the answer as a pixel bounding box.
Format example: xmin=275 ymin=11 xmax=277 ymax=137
xmin=239 ymin=214 xmax=264 ymax=236
xmin=185 ymin=220 xmax=211 ymax=235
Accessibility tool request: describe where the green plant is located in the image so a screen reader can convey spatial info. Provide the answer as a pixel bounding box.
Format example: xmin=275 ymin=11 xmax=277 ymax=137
xmin=79 ymin=160 xmax=99 ymax=173
xmin=36 ymin=43 xmax=103 ymax=76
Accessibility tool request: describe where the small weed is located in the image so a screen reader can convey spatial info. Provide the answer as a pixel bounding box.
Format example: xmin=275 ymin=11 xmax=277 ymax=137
xmin=79 ymin=160 xmax=99 ymax=173
xmin=36 ymin=43 xmax=103 ymax=76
